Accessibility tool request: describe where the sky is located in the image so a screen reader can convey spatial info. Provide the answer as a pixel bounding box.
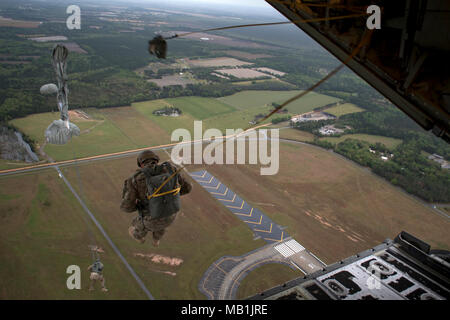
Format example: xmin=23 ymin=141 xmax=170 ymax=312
xmin=128 ymin=0 xmax=280 ymax=17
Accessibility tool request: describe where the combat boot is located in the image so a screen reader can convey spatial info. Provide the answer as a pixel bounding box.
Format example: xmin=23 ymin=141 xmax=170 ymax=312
xmin=128 ymin=226 xmax=145 ymax=244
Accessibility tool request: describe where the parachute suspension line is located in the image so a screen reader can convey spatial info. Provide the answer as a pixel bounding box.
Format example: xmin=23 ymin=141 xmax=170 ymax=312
xmin=149 ymin=19 xmax=373 ymax=188
xmin=247 ymin=29 xmax=374 ymax=130
xmin=70 ymin=144 xmax=100 ymax=263
xmin=149 ymin=12 xmax=367 ymax=58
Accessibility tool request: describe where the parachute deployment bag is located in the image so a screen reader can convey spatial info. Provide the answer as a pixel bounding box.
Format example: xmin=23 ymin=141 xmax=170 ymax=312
xmin=143 ymin=162 xmax=181 ymax=219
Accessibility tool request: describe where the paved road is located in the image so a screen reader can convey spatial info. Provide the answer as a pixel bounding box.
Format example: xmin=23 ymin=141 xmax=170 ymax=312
xmin=55 ymin=166 xmax=154 ymax=300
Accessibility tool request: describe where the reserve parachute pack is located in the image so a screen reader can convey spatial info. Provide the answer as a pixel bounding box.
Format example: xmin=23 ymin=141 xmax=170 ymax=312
xmin=141 ymin=161 xmax=181 ymax=219
xmin=92 ymin=260 xmax=104 ymax=274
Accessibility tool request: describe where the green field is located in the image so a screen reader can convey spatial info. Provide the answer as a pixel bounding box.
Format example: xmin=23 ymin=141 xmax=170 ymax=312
xmin=237 ymin=263 xmax=303 ymax=299
xmin=0 ymin=170 xmax=147 ymax=299
xmin=218 ymin=90 xmax=340 ymax=115
xmin=10 ymin=112 xmax=98 ymax=146
xmin=1 ymin=143 xmax=449 ymax=299
xmin=0 ymin=159 xmax=38 ymax=171
xmin=6 ymin=91 xmax=355 ymax=164
xmin=279 ymin=128 xmax=315 ymax=142
xmin=320 ymin=134 xmax=403 ymax=150
xmin=323 ymin=103 xmax=365 ymax=117
xmin=132 ymin=99 xmax=198 ymax=137
xmin=168 ymin=97 xmax=236 ymax=120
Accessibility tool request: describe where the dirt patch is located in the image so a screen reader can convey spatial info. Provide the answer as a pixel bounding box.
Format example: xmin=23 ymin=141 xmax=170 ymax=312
xmin=134 ymin=253 xmax=183 ymax=266
xmin=69 ymin=110 xmax=91 ymax=120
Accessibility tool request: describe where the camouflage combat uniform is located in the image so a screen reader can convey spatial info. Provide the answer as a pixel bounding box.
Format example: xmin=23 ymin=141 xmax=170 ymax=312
xmin=120 ymin=162 xmax=192 ymax=242
xmin=87 ymin=261 xmax=107 ymax=292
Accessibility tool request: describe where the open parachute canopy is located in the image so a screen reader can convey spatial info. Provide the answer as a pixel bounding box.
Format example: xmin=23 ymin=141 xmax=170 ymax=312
xmin=42 ymin=44 xmax=80 ymax=145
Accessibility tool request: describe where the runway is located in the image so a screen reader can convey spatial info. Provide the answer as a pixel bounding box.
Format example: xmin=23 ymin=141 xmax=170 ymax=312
xmin=190 ymin=170 xmax=286 ymax=244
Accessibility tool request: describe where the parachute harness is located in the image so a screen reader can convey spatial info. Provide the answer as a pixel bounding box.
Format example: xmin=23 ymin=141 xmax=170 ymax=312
xmin=147 ymin=166 xmax=184 ymax=200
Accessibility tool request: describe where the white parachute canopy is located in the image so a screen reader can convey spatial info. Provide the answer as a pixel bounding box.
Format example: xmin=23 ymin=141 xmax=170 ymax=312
xmin=40 ymin=83 xmax=58 ymax=95
xmin=45 ymin=119 xmax=80 ymax=145
xmin=42 ymin=44 xmax=80 ymax=145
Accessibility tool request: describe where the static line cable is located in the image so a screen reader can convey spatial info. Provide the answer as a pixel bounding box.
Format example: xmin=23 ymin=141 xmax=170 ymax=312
xmin=148 ymin=13 xmax=367 ymax=58
xmin=243 ymin=29 xmax=374 ymax=131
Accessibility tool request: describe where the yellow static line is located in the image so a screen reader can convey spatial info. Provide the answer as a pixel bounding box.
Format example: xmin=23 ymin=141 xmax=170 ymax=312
xmin=233 ymin=207 xmax=253 ymax=217
xmin=244 ymin=215 xmax=263 ymax=225
xmin=217 ymin=193 xmax=236 ymax=203
xmin=210 ymin=187 xmax=228 ymax=196
xmin=254 ymin=223 xmax=273 ymax=233
xmin=0 ymin=123 xmax=272 ymax=176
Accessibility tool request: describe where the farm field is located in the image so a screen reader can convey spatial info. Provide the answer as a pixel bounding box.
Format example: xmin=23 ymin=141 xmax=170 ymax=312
xmin=0 ymin=16 xmax=41 ymax=28
xmin=186 ymin=57 xmax=252 ymax=67
xmin=218 ymin=90 xmax=340 ymax=115
xmin=1 ymin=142 xmax=449 ymax=299
xmin=215 ymin=68 xmax=271 ymax=79
xmin=323 ymin=103 xmax=365 ymax=117
xmin=279 ymin=128 xmax=315 ymax=142
xmin=320 ymin=134 xmax=403 ymax=150
xmin=7 ymin=91 xmax=344 ymax=164
xmin=167 ymin=96 xmax=236 ymax=120
xmin=0 ymin=159 xmax=38 ymax=171
xmin=0 ymin=170 xmax=147 ymax=299
xmin=188 ymin=142 xmax=450 ymax=265
xmin=147 ymin=74 xmax=198 ymax=88
xmin=253 ymin=67 xmax=286 ymax=77
xmin=60 ymin=152 xmax=267 ymax=299
xmin=222 ymin=50 xmax=272 ymax=60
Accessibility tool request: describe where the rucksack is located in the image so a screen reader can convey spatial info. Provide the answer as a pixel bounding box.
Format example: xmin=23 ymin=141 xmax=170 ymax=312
xmin=141 ymin=162 xmax=181 ymax=219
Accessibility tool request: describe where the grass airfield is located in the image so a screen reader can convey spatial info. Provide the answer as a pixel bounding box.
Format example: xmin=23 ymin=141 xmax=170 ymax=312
xmin=1 ymin=142 xmax=448 ymax=299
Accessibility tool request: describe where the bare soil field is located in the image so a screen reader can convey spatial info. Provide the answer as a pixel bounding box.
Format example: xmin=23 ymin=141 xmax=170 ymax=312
xmin=0 ymin=16 xmax=41 ymax=28
xmin=253 ymin=67 xmax=286 ymax=77
xmin=186 ymin=57 xmax=252 ymax=68
xmin=215 ymin=68 xmax=273 ymax=79
xmin=29 ymin=36 xmax=68 ymax=42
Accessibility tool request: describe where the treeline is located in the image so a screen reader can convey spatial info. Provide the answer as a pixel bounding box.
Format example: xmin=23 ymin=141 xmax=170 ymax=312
xmin=331 ymin=139 xmax=450 ymax=203
xmin=292 ymin=95 xmax=450 ymax=202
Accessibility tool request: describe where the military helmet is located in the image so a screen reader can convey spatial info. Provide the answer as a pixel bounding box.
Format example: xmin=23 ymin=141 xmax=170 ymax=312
xmin=137 ymin=150 xmax=160 ymax=167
